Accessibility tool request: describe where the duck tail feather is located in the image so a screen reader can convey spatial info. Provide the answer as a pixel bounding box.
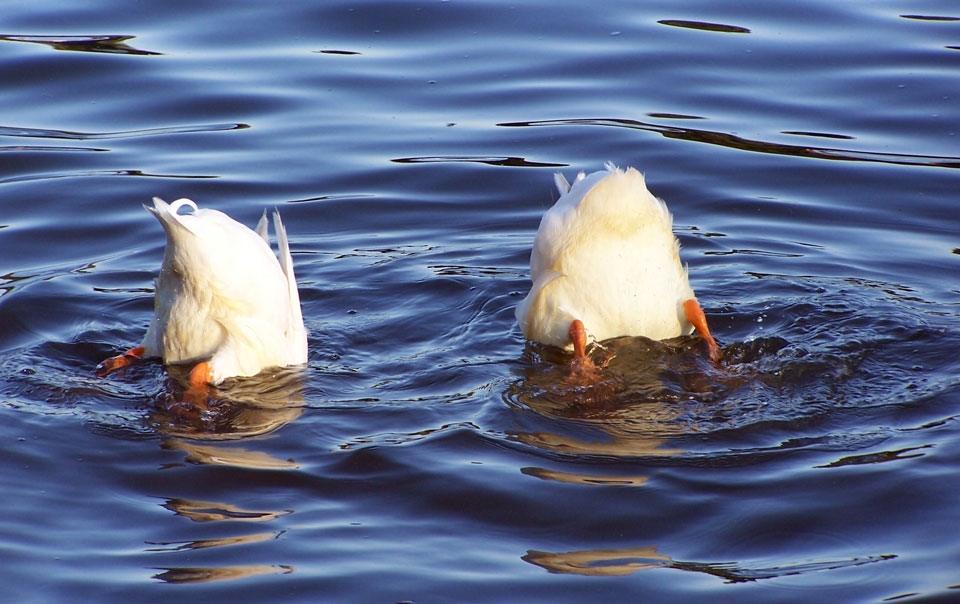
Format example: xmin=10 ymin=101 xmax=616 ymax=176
xmin=272 ymin=209 xmax=304 ymax=325
xmin=255 ymin=209 xmax=270 ymax=244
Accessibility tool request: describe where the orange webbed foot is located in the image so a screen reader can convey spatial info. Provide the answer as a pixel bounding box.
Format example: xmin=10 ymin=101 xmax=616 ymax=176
xmin=560 ymin=320 xmax=620 ymax=407
xmin=566 ymin=319 xmax=604 ymax=383
xmin=568 ymin=319 xmax=588 ymax=360
xmin=187 ymin=361 xmax=213 ymax=389
xmin=683 ymin=299 xmax=721 ymax=362
xmin=181 ymin=361 xmax=214 ymax=409
xmin=95 ymin=346 xmax=146 ymax=377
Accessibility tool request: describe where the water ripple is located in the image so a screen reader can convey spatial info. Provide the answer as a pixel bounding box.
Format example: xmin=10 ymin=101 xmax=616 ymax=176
xmin=899 ymin=14 xmax=960 ymax=22
xmin=657 ymin=20 xmax=752 ymax=34
xmin=391 ymin=155 xmax=566 ymax=168
xmin=0 ymin=145 xmax=108 ymax=153
xmin=152 ymin=565 xmax=294 ymax=584
xmin=0 ymin=123 xmax=249 ymax=141
xmin=500 ymin=273 xmax=960 ymax=462
xmin=523 ymin=545 xmax=895 ymax=581
xmin=498 ymin=118 xmax=960 ymax=169
xmin=0 ymin=34 xmax=162 ymax=55
xmin=0 ymin=169 xmax=218 ymax=185
xmin=0 ymin=0 xmax=958 ymax=599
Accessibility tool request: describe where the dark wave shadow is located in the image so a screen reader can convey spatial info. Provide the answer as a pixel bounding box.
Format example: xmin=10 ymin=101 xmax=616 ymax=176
xmin=899 ymin=14 xmax=960 ymax=22
xmin=391 ymin=155 xmax=566 ymax=168
xmin=0 ymin=34 xmax=162 ymax=55
xmin=0 ymin=169 xmax=219 ymax=186
xmin=313 ymin=49 xmax=362 ymax=55
xmin=498 ymin=118 xmax=960 ymax=169
xmin=0 ymin=145 xmax=109 ymax=153
xmin=0 ymin=123 xmax=249 ymax=141
xmin=657 ymin=19 xmax=751 ymax=34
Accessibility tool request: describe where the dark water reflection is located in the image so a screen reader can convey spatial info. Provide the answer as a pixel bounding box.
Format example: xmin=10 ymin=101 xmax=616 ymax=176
xmin=523 ymin=545 xmax=896 ymax=582
xmin=152 ymin=367 xmax=306 ymax=439
xmin=500 ymin=117 xmax=960 ymax=169
xmin=0 ymin=34 xmax=163 ymax=56
xmin=1 ymin=0 xmax=959 ymax=602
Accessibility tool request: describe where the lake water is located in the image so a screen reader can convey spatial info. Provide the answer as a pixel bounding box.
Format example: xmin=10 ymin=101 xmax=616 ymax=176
xmin=1 ymin=0 xmax=959 ymax=602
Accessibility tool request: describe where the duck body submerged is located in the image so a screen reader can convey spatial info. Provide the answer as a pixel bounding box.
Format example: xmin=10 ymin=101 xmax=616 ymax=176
xmin=516 ymin=164 xmax=716 ymax=358
xmin=99 ymin=197 xmax=307 ymax=386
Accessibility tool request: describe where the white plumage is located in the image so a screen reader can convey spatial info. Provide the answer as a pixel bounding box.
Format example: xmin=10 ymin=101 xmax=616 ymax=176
xmin=101 ymin=197 xmax=308 ymax=385
xmin=516 ymin=163 xmax=715 ymax=357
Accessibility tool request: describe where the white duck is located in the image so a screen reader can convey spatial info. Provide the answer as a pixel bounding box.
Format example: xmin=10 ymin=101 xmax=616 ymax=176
xmin=97 ymin=198 xmax=308 ymax=389
xmin=515 ymin=163 xmax=718 ymax=370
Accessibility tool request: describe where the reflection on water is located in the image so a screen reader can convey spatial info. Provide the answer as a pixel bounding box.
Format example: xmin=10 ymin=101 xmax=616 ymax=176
xmin=161 ymin=498 xmax=293 ymax=523
xmin=505 ymin=272 xmax=960 ymax=466
xmin=161 ymin=439 xmax=301 ymax=469
xmin=504 ymin=336 xmax=730 ymax=458
xmin=508 ymin=428 xmax=681 ymax=459
xmin=151 ymin=364 xmax=306 ymax=466
xmin=146 ymin=531 xmax=281 ymax=552
xmin=521 ymin=466 xmax=649 ymax=486
xmin=523 ymin=545 xmax=896 ymax=583
xmin=152 ymin=565 xmax=294 ymax=584
xmin=150 ymin=479 xmax=294 ymax=585
xmin=815 ymin=444 xmax=933 ymax=469
xmin=140 ymin=370 xmax=308 ymax=588
xmin=510 ymin=337 xmax=722 ymax=410
xmin=152 ymin=366 xmax=306 ymax=440
xmin=0 ymin=34 xmax=162 ymax=55
xmin=524 ymin=546 xmax=670 ymax=576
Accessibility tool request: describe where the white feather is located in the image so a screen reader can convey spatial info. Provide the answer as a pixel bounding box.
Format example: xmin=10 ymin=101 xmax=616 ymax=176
xmin=140 ymin=197 xmax=308 ymax=384
xmin=255 ymin=209 xmax=270 ymax=244
xmin=516 ymin=164 xmax=698 ymax=350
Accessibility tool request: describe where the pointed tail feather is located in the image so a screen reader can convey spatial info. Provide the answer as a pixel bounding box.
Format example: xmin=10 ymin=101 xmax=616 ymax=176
xmin=255 ymin=209 xmax=270 ymax=244
xmin=272 ymin=209 xmax=304 ymax=328
xmin=554 ymin=171 xmax=591 ymax=196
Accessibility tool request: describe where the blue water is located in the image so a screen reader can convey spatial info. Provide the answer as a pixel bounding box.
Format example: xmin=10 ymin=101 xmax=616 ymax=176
xmin=1 ymin=1 xmax=959 ymax=602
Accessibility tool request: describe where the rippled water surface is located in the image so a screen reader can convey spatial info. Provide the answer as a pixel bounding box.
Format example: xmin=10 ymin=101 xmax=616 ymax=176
xmin=2 ymin=1 xmax=959 ymax=602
